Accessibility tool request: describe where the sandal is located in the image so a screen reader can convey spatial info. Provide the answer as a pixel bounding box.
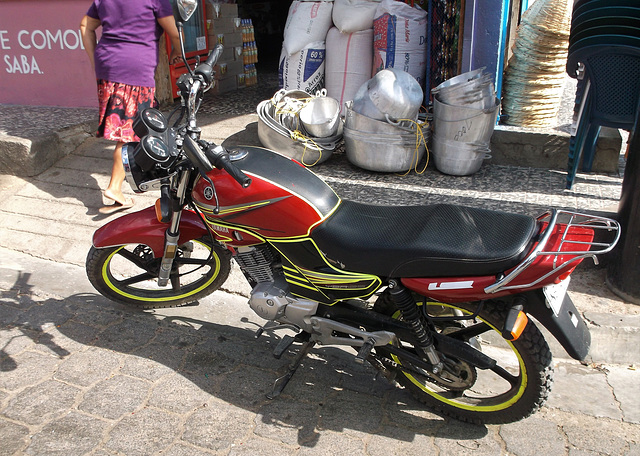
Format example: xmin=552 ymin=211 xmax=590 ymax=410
xmin=98 ymin=198 xmax=134 ymax=215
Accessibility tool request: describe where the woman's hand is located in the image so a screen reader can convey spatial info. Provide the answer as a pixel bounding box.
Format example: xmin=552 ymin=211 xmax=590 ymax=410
xmin=158 ymin=16 xmax=183 ymax=65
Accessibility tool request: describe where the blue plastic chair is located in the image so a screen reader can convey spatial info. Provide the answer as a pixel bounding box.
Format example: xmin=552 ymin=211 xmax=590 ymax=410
xmin=573 ymin=3 xmax=640 ymax=20
xmin=570 ymin=26 xmax=640 ymax=48
xmin=565 ymin=38 xmax=640 ymax=189
xmin=571 ymin=17 xmax=640 ymax=38
xmin=573 ymin=0 xmax=640 ymax=9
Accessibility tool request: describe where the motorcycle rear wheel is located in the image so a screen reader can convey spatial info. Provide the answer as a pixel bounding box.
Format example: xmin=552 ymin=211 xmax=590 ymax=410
xmin=86 ymin=238 xmax=231 ymax=309
xmin=373 ymin=294 xmax=553 ymax=424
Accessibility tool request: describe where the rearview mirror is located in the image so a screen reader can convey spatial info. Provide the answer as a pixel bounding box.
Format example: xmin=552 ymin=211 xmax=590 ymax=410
xmin=175 ymin=0 xmax=197 ymax=22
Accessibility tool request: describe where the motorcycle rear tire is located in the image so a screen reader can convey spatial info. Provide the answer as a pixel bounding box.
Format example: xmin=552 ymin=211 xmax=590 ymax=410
xmin=86 ymin=237 xmax=231 ymax=309
xmin=373 ymin=294 xmax=553 ymax=424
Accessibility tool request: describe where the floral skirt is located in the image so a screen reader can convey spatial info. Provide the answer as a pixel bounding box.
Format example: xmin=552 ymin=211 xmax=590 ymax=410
xmin=96 ymin=80 xmax=157 ymax=142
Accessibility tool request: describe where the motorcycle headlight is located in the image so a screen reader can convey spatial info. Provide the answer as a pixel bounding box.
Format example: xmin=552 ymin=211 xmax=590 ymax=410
xmin=123 ymin=136 xmax=175 ymax=193
xmin=122 ymin=142 xmax=145 ymax=193
xmin=137 ymin=135 xmax=172 ymax=171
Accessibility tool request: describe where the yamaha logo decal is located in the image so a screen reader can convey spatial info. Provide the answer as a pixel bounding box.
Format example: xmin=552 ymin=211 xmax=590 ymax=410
xmin=203 ymin=186 xmax=214 ymax=201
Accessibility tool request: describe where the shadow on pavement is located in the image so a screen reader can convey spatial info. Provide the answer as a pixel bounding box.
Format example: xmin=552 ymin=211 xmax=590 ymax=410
xmin=0 ymin=272 xmax=489 ymax=449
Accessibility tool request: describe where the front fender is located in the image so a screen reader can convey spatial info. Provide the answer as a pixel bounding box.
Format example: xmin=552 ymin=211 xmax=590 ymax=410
xmin=92 ymin=207 xmax=209 ymax=257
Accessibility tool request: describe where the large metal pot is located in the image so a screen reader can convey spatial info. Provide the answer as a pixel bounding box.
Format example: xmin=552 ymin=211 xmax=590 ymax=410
xmin=344 ymin=102 xmax=417 ymax=135
xmin=431 ymin=134 xmax=491 ymax=176
xmin=343 ymin=126 xmax=425 ymax=172
xmin=432 ymin=97 xmax=500 ymax=144
xmin=352 ymin=68 xmax=423 ymax=122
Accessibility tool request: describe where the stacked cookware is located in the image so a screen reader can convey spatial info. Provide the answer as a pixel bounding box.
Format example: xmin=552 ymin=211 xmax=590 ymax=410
xmin=257 ymin=89 xmax=342 ymax=166
xmin=431 ymin=68 xmax=499 ymax=176
xmin=344 ymin=68 xmax=429 ymax=173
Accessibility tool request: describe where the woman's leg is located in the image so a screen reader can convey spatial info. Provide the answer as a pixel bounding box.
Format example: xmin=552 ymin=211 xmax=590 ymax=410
xmin=104 ymin=141 xmax=127 ymax=204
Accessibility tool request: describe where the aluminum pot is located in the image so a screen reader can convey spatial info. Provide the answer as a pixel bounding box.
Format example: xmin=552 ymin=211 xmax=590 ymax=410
xmin=343 ymin=126 xmax=425 ymax=173
xmin=352 ymin=68 xmax=423 ymax=122
xmin=299 ymin=96 xmax=341 ymax=137
xmin=344 ymin=102 xmax=418 ymax=135
xmin=431 ymin=134 xmax=491 ymax=176
xmin=432 ymin=97 xmax=499 ymax=144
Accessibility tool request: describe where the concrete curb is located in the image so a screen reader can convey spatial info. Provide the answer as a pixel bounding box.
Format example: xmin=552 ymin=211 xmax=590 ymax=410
xmin=0 ymin=121 xmax=95 ymax=177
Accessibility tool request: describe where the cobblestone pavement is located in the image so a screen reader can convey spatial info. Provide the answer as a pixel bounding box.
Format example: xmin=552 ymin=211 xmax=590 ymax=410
xmin=1 ymin=71 xmax=639 ymax=455
xmin=1 ymin=252 xmax=639 ymax=456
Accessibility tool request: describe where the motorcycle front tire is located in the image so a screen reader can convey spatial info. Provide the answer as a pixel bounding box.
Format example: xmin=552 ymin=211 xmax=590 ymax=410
xmin=86 ymin=237 xmax=231 ymax=309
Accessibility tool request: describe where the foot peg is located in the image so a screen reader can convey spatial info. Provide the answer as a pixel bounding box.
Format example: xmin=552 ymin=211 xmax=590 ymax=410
xmin=273 ymin=335 xmax=296 ymax=359
xmin=252 ymin=321 xmax=298 ymax=339
xmin=355 ymin=337 xmax=376 ymax=364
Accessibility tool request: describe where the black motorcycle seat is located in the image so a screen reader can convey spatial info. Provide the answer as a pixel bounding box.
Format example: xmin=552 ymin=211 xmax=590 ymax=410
xmin=310 ymin=200 xmax=539 ymax=278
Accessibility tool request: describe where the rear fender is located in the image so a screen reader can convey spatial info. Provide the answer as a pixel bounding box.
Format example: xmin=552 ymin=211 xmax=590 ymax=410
xmin=524 ymin=289 xmax=591 ymax=361
xmin=92 ymin=207 xmax=209 ymax=257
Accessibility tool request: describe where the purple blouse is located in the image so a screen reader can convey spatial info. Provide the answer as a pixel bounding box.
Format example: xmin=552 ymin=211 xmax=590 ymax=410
xmin=87 ymin=0 xmax=174 ymax=87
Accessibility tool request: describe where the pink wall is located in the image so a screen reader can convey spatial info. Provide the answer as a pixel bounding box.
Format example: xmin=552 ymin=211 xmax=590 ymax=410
xmin=0 ymin=0 xmax=98 ymax=107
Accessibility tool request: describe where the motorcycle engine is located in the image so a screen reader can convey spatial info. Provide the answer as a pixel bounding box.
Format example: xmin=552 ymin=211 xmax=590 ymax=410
xmin=235 ymin=245 xmax=317 ymax=327
xmin=248 ymin=282 xmax=291 ymax=320
xmin=236 ymin=246 xmax=287 ymax=320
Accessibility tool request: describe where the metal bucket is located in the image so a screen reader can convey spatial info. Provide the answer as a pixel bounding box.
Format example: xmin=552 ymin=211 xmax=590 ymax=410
xmin=343 ymin=126 xmax=425 ymax=172
xmin=432 ymin=97 xmax=499 ymax=144
xmin=431 ymin=68 xmax=485 ymax=93
xmin=431 ymin=134 xmax=491 ymax=176
xmin=432 ymin=69 xmax=495 ymax=110
xmin=437 ymin=82 xmax=496 ymax=110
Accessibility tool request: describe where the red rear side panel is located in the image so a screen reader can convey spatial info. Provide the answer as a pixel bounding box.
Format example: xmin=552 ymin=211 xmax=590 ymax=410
xmin=403 ymin=222 xmax=595 ymax=302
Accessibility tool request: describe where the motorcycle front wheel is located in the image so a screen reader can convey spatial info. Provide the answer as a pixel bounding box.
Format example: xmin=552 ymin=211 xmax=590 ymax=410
xmin=374 ymin=293 xmax=553 ymax=424
xmin=86 ymin=237 xmax=231 ymax=309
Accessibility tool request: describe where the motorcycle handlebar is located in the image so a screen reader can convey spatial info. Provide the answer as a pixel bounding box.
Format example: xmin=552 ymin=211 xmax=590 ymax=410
xmin=183 ymin=136 xmax=251 ymax=188
xmin=182 ymin=135 xmax=213 ymax=174
xmin=203 ymin=143 xmax=252 ymax=188
xmin=194 ymin=44 xmax=224 ymax=86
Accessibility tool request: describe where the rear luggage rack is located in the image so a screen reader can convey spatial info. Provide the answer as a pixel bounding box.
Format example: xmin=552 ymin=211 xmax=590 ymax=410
xmin=485 ymin=210 xmax=620 ymax=294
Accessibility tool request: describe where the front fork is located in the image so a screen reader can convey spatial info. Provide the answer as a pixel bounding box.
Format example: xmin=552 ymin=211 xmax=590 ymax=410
xmin=158 ymin=169 xmax=191 ymax=287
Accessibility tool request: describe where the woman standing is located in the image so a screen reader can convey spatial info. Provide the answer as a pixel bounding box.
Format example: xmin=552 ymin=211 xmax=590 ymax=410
xmin=80 ymin=0 xmax=182 ymax=214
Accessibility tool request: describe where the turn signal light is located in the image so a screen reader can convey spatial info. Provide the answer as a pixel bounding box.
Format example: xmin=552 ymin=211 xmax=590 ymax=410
xmin=155 ymin=199 xmax=164 ymax=223
xmin=502 ymin=308 xmax=529 ymax=341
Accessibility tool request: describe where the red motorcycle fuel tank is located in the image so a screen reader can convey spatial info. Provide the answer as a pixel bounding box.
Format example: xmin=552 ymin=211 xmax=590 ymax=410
xmin=191 ymin=146 xmax=341 ymax=246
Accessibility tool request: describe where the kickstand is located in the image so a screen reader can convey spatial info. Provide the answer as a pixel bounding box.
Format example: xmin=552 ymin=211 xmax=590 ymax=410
xmin=266 ymin=340 xmax=315 ymax=400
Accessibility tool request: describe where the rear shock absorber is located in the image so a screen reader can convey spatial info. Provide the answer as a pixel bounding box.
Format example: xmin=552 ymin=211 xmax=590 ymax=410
xmin=388 ymin=280 xmax=443 ymax=373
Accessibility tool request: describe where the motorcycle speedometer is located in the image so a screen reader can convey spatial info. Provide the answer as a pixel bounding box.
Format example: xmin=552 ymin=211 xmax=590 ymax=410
xmin=133 ymin=107 xmax=168 ymax=138
xmin=134 ymin=135 xmax=171 ymax=172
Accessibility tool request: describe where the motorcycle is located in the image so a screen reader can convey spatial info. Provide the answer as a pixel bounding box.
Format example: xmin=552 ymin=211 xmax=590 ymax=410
xmin=85 ymin=0 xmax=621 ymax=425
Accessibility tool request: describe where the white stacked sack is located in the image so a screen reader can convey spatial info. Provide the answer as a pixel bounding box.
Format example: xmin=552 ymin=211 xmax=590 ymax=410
xmin=325 ymin=28 xmax=373 ymax=116
xmin=372 ymin=0 xmax=427 ymax=87
xmin=325 ymin=0 xmax=380 ymax=115
xmin=279 ymin=1 xmax=334 ymax=95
